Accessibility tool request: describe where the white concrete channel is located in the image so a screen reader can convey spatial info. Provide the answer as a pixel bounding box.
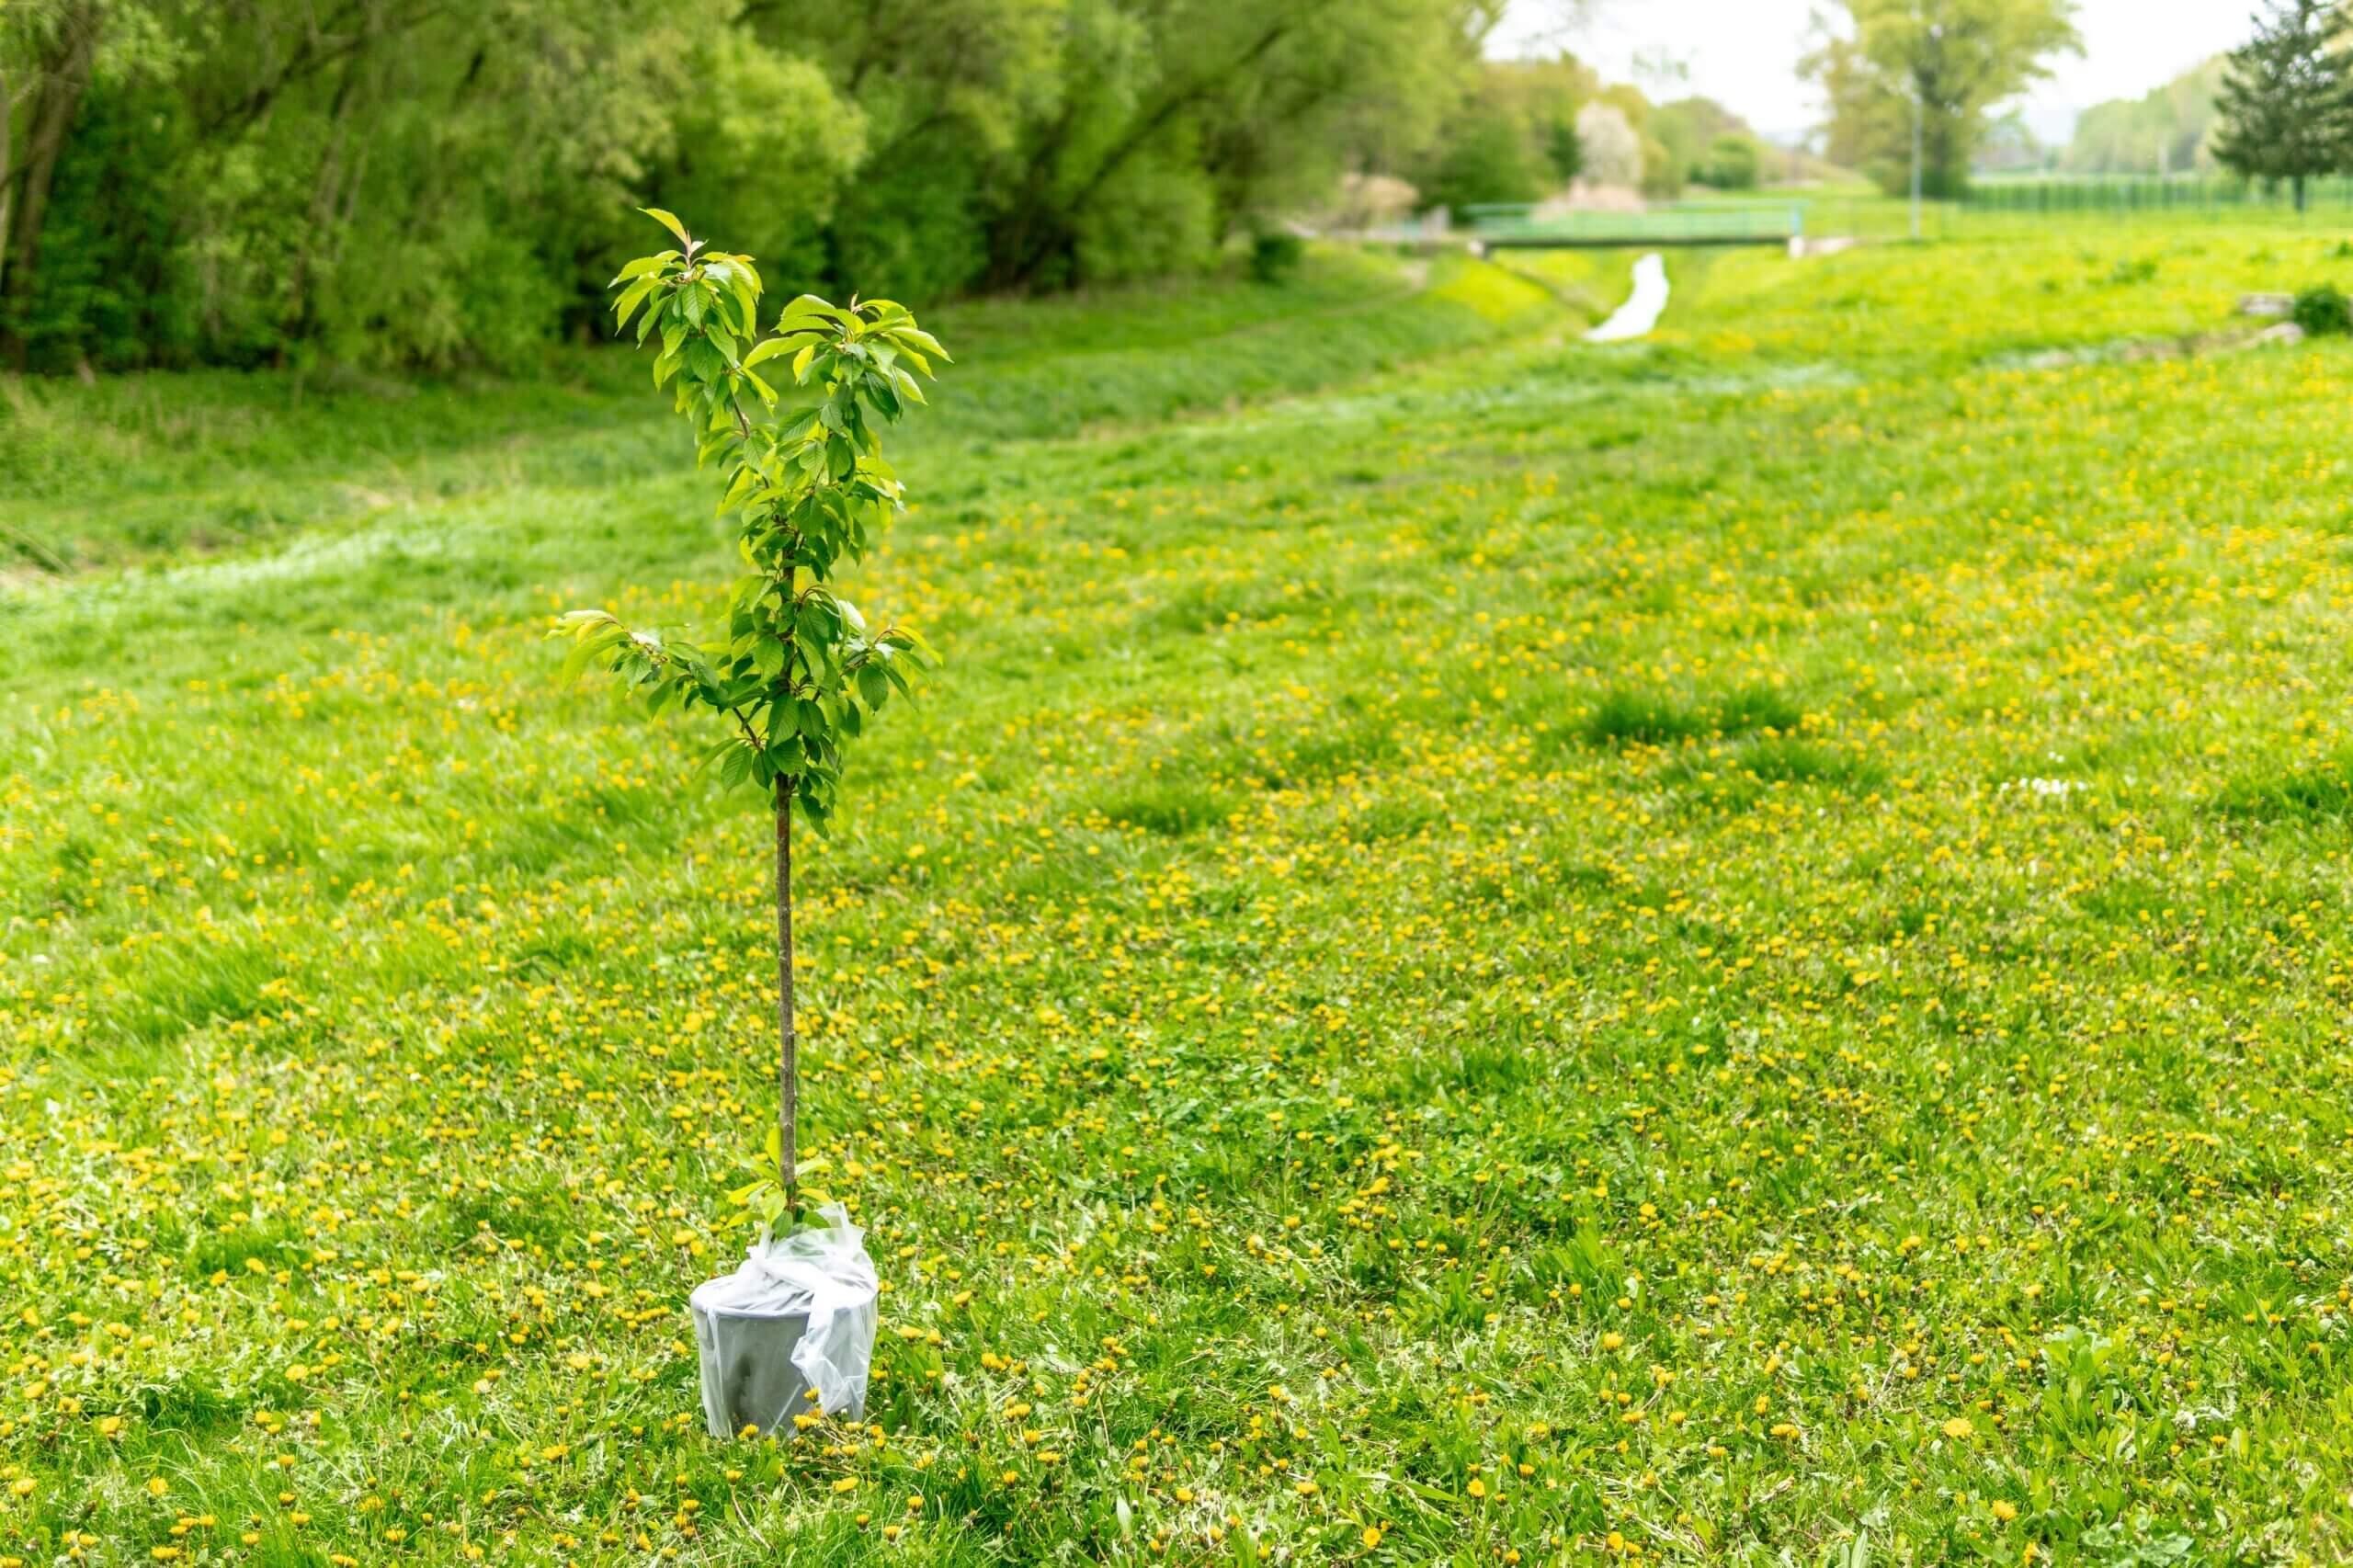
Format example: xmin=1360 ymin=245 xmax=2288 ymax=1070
xmin=1585 ymin=251 xmax=1670 ymax=343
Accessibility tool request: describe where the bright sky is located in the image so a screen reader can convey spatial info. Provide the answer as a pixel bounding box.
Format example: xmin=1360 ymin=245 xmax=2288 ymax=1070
xmin=1489 ymin=0 xmax=2250 ymax=144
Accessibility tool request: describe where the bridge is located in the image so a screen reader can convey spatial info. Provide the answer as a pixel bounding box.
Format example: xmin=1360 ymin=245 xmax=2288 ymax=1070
xmin=1462 ymin=201 xmax=1805 ymax=249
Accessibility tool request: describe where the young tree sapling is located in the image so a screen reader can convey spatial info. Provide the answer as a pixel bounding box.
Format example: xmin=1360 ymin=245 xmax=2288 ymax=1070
xmin=557 ymin=208 xmax=947 ymax=1229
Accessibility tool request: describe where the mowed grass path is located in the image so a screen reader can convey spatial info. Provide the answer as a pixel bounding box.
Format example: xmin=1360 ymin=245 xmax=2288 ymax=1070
xmin=6 ymin=232 xmax=2353 ymax=1565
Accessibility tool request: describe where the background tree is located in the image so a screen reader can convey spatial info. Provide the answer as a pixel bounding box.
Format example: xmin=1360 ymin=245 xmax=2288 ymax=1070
xmin=2063 ymin=55 xmax=2226 ymax=174
xmin=1802 ymin=0 xmax=2081 ymax=199
xmin=1651 ymin=96 xmax=1756 ymax=185
xmin=1542 ymin=112 xmax=1583 ymax=182
xmin=1 ymin=1 xmax=110 ymax=368
xmin=1575 ymin=100 xmax=1643 ymax=187
xmin=1417 ymin=97 xmax=1547 ymax=210
xmin=1703 ymin=131 xmax=1762 ymax=188
xmin=2211 ymin=0 xmax=2353 ymax=210
xmin=1418 ymin=51 xmax=1601 ymax=204
xmin=0 ymin=0 xmax=1498 ymax=370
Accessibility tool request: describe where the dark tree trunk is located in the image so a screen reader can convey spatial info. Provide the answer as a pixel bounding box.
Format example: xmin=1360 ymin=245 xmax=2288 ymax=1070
xmin=0 ymin=59 xmax=13 ymax=296
xmin=1 ymin=1 xmax=103 ymax=369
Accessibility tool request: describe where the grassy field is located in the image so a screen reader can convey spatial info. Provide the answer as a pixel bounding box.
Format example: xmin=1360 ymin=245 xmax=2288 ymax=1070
xmin=9 ymin=228 xmax=2353 ymax=1566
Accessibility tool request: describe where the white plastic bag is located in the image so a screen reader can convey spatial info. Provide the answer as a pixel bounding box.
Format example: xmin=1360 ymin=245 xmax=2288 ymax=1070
xmin=689 ymin=1204 xmax=878 ymax=1436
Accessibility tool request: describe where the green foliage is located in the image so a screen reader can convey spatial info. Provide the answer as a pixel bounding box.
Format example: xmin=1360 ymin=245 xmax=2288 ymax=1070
xmin=553 ymin=209 xmax=948 ymax=1209
xmin=1246 ymin=229 xmax=1305 ymax=284
xmin=647 ymin=33 xmax=869 ymax=290
xmin=3 ymin=81 xmax=198 ymax=371
xmin=1068 ymin=142 xmax=1221 ymax=289
xmin=1651 ymin=96 xmax=1755 ymax=187
xmin=2211 ymin=0 xmax=2353 ymax=209
xmin=2293 ymin=281 xmax=2351 ymax=334
xmin=1411 ymin=56 xmax=1715 ymax=211
xmin=1 ymin=0 xmax=1487 ymax=369
xmin=1702 ymin=132 xmax=1763 ymax=189
xmin=556 ymin=210 xmax=947 ymax=831
xmin=1805 ymin=0 xmax=2082 ymax=199
xmin=1542 ymin=113 xmax=1584 ymax=182
xmin=1418 ymin=98 xmax=1549 ymax=211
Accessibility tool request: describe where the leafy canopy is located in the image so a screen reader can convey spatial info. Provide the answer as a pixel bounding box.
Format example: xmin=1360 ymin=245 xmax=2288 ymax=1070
xmin=2211 ymin=0 xmax=2353 ymax=202
xmin=555 ymin=208 xmax=948 ymax=834
xmin=1802 ymin=0 xmax=2081 ymax=198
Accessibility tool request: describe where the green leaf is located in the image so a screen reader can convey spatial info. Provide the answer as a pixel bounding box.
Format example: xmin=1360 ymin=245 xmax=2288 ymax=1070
xmin=611 ymin=277 xmax=657 ymax=328
xmin=777 ymin=294 xmax=842 ymax=330
xmin=893 ymin=325 xmax=951 ymax=363
xmin=641 ymin=207 xmax=691 ymax=245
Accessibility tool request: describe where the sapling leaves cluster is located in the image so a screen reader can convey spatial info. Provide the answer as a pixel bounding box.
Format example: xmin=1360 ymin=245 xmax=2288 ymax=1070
xmin=558 ymin=207 xmax=946 ymax=833
xmin=555 ymin=208 xmax=947 ymax=1215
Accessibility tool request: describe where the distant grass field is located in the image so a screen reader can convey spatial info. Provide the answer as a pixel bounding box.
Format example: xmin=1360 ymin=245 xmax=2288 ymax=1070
xmin=10 ymin=228 xmax=2353 ymax=1565
xmin=0 ymin=249 xmax=1557 ymax=571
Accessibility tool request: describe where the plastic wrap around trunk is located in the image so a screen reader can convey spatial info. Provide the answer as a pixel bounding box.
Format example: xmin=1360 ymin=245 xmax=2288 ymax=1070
xmin=692 ymin=1302 xmax=818 ymax=1437
xmin=688 ymin=1205 xmax=878 ymax=1437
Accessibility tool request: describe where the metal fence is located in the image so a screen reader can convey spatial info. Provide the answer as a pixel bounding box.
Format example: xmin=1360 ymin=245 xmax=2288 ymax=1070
xmin=1960 ymin=176 xmax=2353 ymax=218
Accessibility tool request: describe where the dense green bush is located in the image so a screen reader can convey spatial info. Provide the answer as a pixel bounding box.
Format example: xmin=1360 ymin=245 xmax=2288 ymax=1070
xmin=2294 ymin=283 xmax=2351 ymax=335
xmin=6 ymin=85 xmax=202 ymax=372
xmin=1703 ymin=132 xmax=1762 ymax=190
xmin=1249 ymin=230 xmax=1307 ymax=283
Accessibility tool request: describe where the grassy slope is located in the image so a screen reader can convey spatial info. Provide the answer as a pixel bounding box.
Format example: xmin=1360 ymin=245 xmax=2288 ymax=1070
xmin=0 ymin=249 xmax=1556 ymax=572
xmin=8 ymin=233 xmax=2353 ymax=1564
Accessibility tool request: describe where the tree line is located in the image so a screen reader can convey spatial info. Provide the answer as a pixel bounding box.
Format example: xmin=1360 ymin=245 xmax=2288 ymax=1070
xmin=1804 ymin=0 xmax=2353 ymax=210
xmin=0 ymin=0 xmax=1503 ymax=372
xmin=0 ymin=1 xmax=1862 ymax=376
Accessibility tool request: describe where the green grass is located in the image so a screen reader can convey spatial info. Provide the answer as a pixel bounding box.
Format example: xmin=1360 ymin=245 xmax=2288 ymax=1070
xmin=9 ymin=227 xmax=2353 ymax=1565
xmin=0 ymin=249 xmax=1562 ymax=573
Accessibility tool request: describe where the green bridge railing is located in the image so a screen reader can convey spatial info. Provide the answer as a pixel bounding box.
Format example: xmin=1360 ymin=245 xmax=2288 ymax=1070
xmin=1462 ymin=202 xmax=1805 ymax=248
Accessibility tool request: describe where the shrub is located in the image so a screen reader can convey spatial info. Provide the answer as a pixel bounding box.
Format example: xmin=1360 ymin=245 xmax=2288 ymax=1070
xmin=2293 ymin=284 xmax=2351 ymax=335
xmin=1249 ymin=231 xmax=1306 ymax=284
xmin=1702 ymin=132 xmax=1760 ymax=190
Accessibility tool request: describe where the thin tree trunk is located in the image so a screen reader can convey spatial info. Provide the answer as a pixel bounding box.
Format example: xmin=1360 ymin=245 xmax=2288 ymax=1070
xmin=775 ymin=782 xmax=797 ymax=1202
xmin=287 ymin=54 xmax=363 ymax=343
